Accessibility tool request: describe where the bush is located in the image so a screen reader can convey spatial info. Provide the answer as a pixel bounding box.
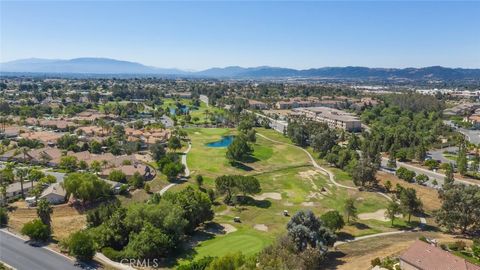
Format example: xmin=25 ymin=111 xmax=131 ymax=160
xmin=108 ymin=170 xmax=127 ymax=183
xmin=101 ymin=247 xmax=125 ymax=262
xmin=177 ymin=256 xmax=214 ymax=270
xmin=0 ymin=207 xmax=8 ymax=227
xmin=371 ymin=257 xmax=381 ymax=267
xmin=68 ymin=231 xmax=96 ymax=261
xmin=21 ymin=219 xmax=50 ymax=241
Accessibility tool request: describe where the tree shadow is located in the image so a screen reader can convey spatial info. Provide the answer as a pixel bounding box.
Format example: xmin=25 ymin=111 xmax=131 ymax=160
xmin=236 ymin=195 xmax=272 ymax=208
xmin=241 ymin=155 xmax=260 ymax=164
xmin=323 ymin=250 xmax=348 ymax=269
xmin=352 ymin=222 xmax=371 ymax=230
xmin=230 ymin=161 xmax=254 ymax=171
xmin=336 ymin=232 xmax=355 ymax=241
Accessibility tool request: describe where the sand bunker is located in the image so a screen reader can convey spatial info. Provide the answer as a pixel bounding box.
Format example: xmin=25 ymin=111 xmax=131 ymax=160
xmin=254 ymin=224 xmax=268 ymax=232
xmin=358 ymin=209 xmax=402 ymax=222
xmin=254 ymin=192 xmax=282 ymax=200
xmin=205 ymin=223 xmax=237 ymax=235
xmin=302 ymin=201 xmax=316 ymax=206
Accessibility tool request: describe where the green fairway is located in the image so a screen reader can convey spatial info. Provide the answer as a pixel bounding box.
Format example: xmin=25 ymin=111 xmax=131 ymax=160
xmin=192 ymin=228 xmax=273 ymax=259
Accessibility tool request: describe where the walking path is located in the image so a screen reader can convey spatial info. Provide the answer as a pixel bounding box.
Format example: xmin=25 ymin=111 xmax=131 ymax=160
xmin=334 ymin=230 xmax=407 ymax=247
xmin=158 ymin=142 xmax=191 ymax=195
xmin=257 ymin=133 xmax=357 ymax=190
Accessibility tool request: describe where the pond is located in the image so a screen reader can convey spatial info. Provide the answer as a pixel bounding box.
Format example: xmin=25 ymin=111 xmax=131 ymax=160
xmin=205 ymin=136 xmax=234 ymax=148
xmin=169 ymin=106 xmax=189 ymax=116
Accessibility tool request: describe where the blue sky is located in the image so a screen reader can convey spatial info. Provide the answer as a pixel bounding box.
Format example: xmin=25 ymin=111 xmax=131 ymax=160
xmin=1 ymin=1 xmax=479 ymax=70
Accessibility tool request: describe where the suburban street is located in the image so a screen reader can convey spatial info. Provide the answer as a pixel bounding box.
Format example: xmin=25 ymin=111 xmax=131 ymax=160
xmin=0 ymin=230 xmax=85 ymax=270
xmin=380 ymin=157 xmax=480 ymax=187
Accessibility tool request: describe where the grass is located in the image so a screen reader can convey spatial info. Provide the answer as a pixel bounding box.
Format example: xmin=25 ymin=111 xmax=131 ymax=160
xmin=192 ymin=227 xmax=273 ymax=259
xmin=161 ymin=98 xmax=225 ymax=125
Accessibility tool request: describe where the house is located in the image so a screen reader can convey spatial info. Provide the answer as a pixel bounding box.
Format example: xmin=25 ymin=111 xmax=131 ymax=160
xmin=20 ymin=131 xmax=64 ymax=146
xmin=399 ymin=240 xmax=480 ymax=270
xmin=1 ymin=181 xmax=37 ymax=201
xmin=100 ymin=163 xmax=154 ymax=180
xmin=40 ymin=183 xmax=66 ymax=204
xmin=28 ymin=147 xmax=64 ymax=166
xmin=292 ymin=107 xmax=362 ymax=132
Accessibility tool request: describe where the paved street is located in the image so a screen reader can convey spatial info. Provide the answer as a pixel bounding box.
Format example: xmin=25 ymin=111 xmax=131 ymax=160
xmin=380 ymin=157 xmax=480 ymax=187
xmin=444 ymin=120 xmax=480 ymax=144
xmin=0 ymin=229 xmax=84 ymax=270
xmin=428 ymin=146 xmax=458 ymax=165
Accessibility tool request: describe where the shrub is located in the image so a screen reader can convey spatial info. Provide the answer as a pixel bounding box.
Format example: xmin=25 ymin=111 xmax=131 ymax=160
xmin=21 ymin=219 xmax=50 ymax=241
xmin=101 ymin=247 xmax=125 ymax=262
xmin=108 ymin=170 xmax=127 ymax=183
xmin=178 ymin=256 xmax=214 ymax=270
xmin=68 ymin=231 xmax=96 ymax=261
xmin=371 ymin=257 xmax=381 ymax=267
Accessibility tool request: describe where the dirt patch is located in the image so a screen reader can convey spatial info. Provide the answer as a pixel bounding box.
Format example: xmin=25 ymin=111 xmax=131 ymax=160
xmin=8 ymin=202 xmax=86 ymax=241
xmin=254 ymin=192 xmax=282 ymax=200
xmin=377 ymin=171 xmax=441 ymax=212
xmin=358 ymin=209 xmax=402 ymax=222
xmin=283 ymin=201 xmax=293 ymax=206
xmin=254 ymin=224 xmax=269 ymax=232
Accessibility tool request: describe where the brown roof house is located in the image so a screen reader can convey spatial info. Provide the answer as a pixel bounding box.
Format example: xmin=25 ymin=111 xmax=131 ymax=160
xmin=400 ymin=240 xmax=480 ymax=270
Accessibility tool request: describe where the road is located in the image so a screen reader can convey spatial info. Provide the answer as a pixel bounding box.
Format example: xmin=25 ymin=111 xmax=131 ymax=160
xmin=381 ymin=157 xmax=480 ymax=187
xmin=0 ymin=229 xmax=84 ymax=270
xmin=428 ymin=146 xmax=458 ymax=165
xmin=444 ymin=120 xmax=480 ymax=144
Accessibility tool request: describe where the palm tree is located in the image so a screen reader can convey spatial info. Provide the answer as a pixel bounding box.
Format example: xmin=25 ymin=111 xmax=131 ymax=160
xmin=37 ymin=199 xmax=53 ymax=229
xmin=15 ymin=168 xmax=28 ymax=199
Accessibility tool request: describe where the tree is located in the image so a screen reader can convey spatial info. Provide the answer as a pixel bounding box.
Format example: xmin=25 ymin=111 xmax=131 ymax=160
xmin=396 ymin=167 xmax=416 ymax=183
xmin=37 ymin=199 xmax=53 ymax=229
xmin=163 ymin=186 xmax=214 ymax=233
xmin=15 ymin=168 xmax=28 ymax=198
xmin=150 ymin=141 xmax=166 ymax=161
xmin=287 ymin=210 xmax=336 ymax=252
xmin=385 ymin=201 xmax=400 ymax=226
xmin=68 ymin=230 xmax=96 ymax=261
xmin=162 ymin=162 xmax=185 ymax=181
xmin=21 ymin=219 xmax=50 ymax=241
xmin=59 ymin=156 xmax=78 ymax=172
xmin=108 ymin=170 xmax=127 ymax=183
xmin=344 ymin=198 xmax=357 ymax=224
xmin=236 ymin=176 xmax=261 ymax=197
xmin=128 ymin=172 xmax=144 ymax=188
xmin=245 ymin=129 xmax=256 ymax=143
xmin=435 ymin=184 xmax=480 ymax=234
xmin=63 ymin=173 xmax=111 ymax=204
xmin=28 ymin=169 xmax=45 ymax=186
xmin=124 ymin=223 xmax=174 ymax=259
xmin=399 ymin=188 xmax=422 ymax=223
xmin=89 ymin=140 xmax=102 ymax=154
xmin=167 ymin=136 xmax=182 ymax=152
xmin=90 ymin=160 xmax=102 ymax=173
xmin=215 ymin=175 xmax=236 ymax=204
xmin=443 ymin=163 xmax=455 ymax=190
xmin=226 ymin=135 xmax=252 ymax=162
xmin=144 ymin=183 xmax=151 ymax=193
xmin=424 ymin=159 xmax=439 ymax=170
xmin=384 ymin=180 xmax=392 ymax=192
xmin=457 ymin=146 xmax=468 ymax=176
xmin=351 ymin=157 xmax=378 ymax=187
xmin=415 ymin=174 xmax=429 ymax=185
xmin=320 ymin=210 xmax=345 ymax=232
xmin=387 ymin=150 xmax=397 ymax=169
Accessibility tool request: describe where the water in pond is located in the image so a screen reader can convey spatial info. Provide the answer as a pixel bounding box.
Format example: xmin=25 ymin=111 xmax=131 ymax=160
xmin=206 ymin=136 xmax=234 ymax=148
xmin=169 ymin=106 xmax=189 ymax=116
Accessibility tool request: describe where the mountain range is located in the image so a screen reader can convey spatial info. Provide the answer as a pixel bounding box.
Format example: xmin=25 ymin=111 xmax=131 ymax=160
xmin=1 ymin=57 xmax=480 ymax=81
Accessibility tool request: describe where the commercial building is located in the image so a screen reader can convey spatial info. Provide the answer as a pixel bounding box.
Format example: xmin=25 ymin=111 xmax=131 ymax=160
xmin=292 ymin=107 xmax=361 ymax=132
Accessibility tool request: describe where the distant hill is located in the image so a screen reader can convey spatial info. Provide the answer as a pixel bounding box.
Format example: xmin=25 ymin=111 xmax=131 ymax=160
xmin=0 ymin=57 xmax=184 ymax=75
xmin=1 ymin=57 xmax=479 ymax=81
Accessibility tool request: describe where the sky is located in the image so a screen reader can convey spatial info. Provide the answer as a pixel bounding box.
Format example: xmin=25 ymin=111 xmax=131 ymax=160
xmin=1 ymin=1 xmax=479 ymax=70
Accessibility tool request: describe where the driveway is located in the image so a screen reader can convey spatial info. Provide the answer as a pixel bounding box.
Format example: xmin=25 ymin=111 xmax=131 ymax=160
xmin=428 ymin=146 xmax=458 ymax=165
xmin=0 ymin=229 xmax=85 ymax=270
